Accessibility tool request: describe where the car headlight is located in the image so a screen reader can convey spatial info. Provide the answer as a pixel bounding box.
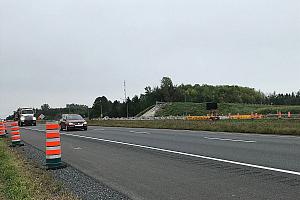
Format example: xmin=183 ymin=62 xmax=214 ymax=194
xmin=20 ymin=116 xmax=25 ymax=121
xmin=33 ymin=117 xmax=36 ymax=120
xmin=83 ymin=122 xmax=87 ymax=125
xmin=68 ymin=122 xmax=74 ymax=125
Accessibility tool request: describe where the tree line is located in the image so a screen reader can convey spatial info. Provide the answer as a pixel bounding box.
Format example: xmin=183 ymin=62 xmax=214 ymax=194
xmin=7 ymin=77 xmax=300 ymax=120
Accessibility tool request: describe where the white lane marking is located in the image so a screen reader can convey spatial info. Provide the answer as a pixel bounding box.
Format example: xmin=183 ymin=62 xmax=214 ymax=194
xmin=129 ymin=131 xmax=151 ymax=134
xmin=74 ymin=147 xmax=82 ymax=150
xmin=22 ymin=127 xmax=44 ymax=132
xmin=60 ymin=132 xmax=300 ymax=176
xmin=91 ymin=128 xmax=105 ymax=131
xmin=203 ymin=137 xmax=256 ymax=143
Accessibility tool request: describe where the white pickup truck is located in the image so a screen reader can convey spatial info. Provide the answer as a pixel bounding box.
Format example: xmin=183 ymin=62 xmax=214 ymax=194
xmin=15 ymin=108 xmax=36 ymax=126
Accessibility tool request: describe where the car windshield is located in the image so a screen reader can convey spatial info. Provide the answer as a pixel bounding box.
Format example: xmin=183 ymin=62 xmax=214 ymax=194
xmin=67 ymin=115 xmax=83 ymax=120
xmin=21 ymin=110 xmax=34 ymax=114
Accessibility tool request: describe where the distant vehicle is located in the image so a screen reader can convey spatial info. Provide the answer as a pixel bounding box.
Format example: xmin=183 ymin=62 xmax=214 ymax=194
xmin=14 ymin=108 xmax=36 ymax=126
xmin=59 ymin=114 xmax=87 ymax=131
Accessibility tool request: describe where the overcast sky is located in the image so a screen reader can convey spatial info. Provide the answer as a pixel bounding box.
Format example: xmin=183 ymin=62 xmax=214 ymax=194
xmin=0 ymin=0 xmax=299 ymax=118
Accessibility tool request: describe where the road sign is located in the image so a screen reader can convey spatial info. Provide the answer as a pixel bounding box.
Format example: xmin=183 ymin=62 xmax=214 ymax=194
xmin=38 ymin=114 xmax=45 ymax=120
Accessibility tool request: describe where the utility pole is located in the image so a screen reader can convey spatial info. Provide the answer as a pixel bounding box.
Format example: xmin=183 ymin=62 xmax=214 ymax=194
xmin=100 ymin=104 xmax=103 ymax=118
xmin=124 ymin=80 xmax=127 ymax=102
xmin=127 ymin=103 xmax=129 ymax=118
xmin=98 ymin=99 xmax=103 ymax=118
xmin=124 ymin=80 xmax=129 ymax=118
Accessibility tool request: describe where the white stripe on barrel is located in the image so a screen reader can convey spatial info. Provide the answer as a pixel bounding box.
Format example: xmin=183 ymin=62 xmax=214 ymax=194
xmin=46 ymin=146 xmax=61 ymax=151
xmin=46 ymin=154 xmax=62 ymax=159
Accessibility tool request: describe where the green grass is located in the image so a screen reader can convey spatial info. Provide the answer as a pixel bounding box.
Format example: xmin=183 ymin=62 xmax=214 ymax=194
xmin=255 ymin=106 xmax=300 ymax=114
xmin=0 ymin=138 xmax=77 ymax=200
xmin=88 ymin=119 xmax=300 ymax=136
xmin=155 ymin=102 xmax=300 ymax=116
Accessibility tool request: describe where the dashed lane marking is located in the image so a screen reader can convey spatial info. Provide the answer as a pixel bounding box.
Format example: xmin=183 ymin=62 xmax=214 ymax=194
xmin=203 ymin=137 xmax=256 ymax=143
xmin=90 ymin=128 xmax=105 ymax=131
xmin=129 ymin=131 xmax=151 ymax=134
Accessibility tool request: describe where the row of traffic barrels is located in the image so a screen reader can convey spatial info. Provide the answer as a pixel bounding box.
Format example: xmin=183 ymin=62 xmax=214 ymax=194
xmin=0 ymin=121 xmax=62 ymax=169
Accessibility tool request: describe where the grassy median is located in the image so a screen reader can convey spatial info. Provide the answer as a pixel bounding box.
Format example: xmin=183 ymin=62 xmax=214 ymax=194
xmin=88 ymin=119 xmax=300 ymax=136
xmin=0 ymin=138 xmax=77 ymax=200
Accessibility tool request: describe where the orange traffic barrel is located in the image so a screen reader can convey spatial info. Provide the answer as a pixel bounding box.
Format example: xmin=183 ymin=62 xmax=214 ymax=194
xmin=0 ymin=121 xmax=5 ymax=137
xmin=10 ymin=121 xmax=21 ymax=146
xmin=278 ymin=111 xmax=282 ymax=119
xmin=4 ymin=121 xmax=7 ymax=133
xmin=46 ymin=123 xmax=62 ymax=169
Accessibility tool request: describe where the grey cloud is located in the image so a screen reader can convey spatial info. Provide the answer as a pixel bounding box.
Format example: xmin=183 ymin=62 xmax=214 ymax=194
xmin=1 ymin=0 xmax=299 ymax=117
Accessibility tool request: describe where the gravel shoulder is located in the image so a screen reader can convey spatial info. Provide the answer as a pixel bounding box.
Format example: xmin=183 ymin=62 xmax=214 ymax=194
xmin=15 ymin=140 xmax=131 ymax=200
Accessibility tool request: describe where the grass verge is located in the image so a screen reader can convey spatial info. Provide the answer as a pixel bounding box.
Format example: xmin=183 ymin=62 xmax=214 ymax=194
xmin=0 ymin=138 xmax=78 ymax=200
xmin=155 ymin=102 xmax=300 ymax=116
xmin=88 ymin=119 xmax=300 ymax=136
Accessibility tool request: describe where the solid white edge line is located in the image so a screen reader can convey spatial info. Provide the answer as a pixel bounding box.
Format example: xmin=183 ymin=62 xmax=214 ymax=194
xmin=60 ymin=132 xmax=300 ymax=176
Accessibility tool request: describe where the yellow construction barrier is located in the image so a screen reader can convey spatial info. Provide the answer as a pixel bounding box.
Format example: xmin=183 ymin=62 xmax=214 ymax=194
xmin=186 ymin=116 xmax=211 ymax=121
xmin=230 ymin=115 xmax=252 ymax=120
xmin=186 ymin=114 xmax=263 ymax=121
xmin=230 ymin=114 xmax=263 ymax=120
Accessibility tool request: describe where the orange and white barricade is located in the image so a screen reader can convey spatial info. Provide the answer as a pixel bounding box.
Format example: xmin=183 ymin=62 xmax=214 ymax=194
xmin=46 ymin=123 xmax=62 ymax=169
xmin=10 ymin=121 xmax=21 ymax=146
xmin=4 ymin=121 xmax=8 ymax=134
xmin=0 ymin=121 xmax=5 ymax=137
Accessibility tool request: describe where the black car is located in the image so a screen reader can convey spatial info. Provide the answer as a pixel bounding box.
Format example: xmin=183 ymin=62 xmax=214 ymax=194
xmin=59 ymin=114 xmax=87 ymax=131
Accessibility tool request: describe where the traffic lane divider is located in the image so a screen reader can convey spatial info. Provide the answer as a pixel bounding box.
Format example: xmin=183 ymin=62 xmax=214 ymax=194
xmin=10 ymin=121 xmax=24 ymax=147
xmin=0 ymin=121 xmax=5 ymax=137
xmin=45 ymin=122 xmax=65 ymax=170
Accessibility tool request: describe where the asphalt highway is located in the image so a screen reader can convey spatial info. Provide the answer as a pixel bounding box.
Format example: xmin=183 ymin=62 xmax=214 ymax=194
xmin=20 ymin=125 xmax=300 ymax=200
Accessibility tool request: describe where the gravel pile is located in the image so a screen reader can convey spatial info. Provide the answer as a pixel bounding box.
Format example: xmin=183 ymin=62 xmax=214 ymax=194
xmin=16 ymin=142 xmax=130 ymax=200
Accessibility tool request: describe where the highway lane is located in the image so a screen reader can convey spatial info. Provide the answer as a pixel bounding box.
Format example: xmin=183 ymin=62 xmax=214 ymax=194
xmin=20 ymin=125 xmax=300 ymax=200
xmin=79 ymin=126 xmax=300 ymax=172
